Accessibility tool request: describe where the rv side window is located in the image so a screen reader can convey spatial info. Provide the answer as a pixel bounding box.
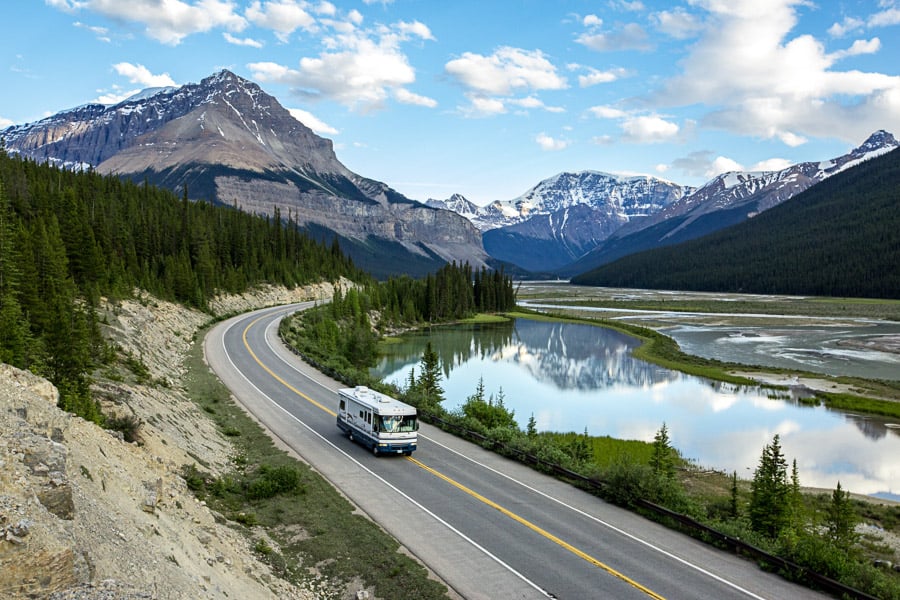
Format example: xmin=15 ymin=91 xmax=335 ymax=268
xmin=359 ymin=410 xmax=364 ymax=419
xmin=339 ymin=399 xmax=346 ymax=411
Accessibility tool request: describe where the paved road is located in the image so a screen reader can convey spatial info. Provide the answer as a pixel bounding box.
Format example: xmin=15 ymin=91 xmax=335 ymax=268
xmin=204 ymin=303 xmax=830 ymax=600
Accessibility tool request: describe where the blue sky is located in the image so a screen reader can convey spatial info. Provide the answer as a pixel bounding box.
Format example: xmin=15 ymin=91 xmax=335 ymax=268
xmin=3 ymin=0 xmax=900 ymax=204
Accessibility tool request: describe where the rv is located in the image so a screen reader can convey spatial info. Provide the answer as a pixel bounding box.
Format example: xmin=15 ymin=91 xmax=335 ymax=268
xmin=336 ymin=386 xmax=418 ymax=455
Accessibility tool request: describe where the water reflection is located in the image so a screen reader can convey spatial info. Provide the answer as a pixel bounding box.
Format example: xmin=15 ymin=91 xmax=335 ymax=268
xmin=372 ymin=318 xmax=900 ymax=500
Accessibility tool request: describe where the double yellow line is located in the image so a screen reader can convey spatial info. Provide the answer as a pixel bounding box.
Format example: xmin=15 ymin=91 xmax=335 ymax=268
xmin=241 ymin=316 xmax=665 ymax=599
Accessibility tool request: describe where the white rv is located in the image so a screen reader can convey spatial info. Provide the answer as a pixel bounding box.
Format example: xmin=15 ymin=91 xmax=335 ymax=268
xmin=336 ymin=386 xmax=418 ymax=456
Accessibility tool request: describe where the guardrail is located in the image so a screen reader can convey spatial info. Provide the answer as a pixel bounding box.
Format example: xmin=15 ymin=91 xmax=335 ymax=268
xmin=420 ymin=411 xmax=881 ymax=600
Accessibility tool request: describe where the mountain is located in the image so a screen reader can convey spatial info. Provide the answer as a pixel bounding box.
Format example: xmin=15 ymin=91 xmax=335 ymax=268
xmin=452 ymin=171 xmax=692 ymax=272
xmin=564 ymin=130 xmax=900 ymax=276
xmin=1 ymin=70 xmax=487 ymax=278
xmin=571 ymin=146 xmax=900 ymax=299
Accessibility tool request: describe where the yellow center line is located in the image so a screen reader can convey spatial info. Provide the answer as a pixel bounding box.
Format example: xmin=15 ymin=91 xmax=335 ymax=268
xmin=405 ymin=460 xmax=665 ymax=599
xmin=241 ymin=316 xmax=337 ymax=417
xmin=241 ymin=313 xmax=665 ymax=600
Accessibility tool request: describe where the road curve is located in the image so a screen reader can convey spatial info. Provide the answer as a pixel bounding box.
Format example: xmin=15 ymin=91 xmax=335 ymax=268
xmin=204 ymin=303 xmax=830 ymax=600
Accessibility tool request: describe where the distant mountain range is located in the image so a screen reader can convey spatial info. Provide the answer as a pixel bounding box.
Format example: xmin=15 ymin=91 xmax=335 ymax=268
xmin=432 ymin=130 xmax=898 ymax=276
xmin=572 ymin=143 xmax=900 ymax=299
xmin=1 ymin=70 xmax=488 ymax=278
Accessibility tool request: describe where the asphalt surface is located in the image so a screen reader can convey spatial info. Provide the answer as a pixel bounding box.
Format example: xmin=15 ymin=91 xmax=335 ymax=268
xmin=204 ymin=303 xmax=831 ymax=600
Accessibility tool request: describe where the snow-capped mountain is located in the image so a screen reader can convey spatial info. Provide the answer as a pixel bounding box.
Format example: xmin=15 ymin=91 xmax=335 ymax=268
xmin=1 ymin=70 xmax=488 ymax=277
xmin=476 ymin=171 xmax=693 ymax=272
xmin=564 ymin=130 xmax=900 ymax=276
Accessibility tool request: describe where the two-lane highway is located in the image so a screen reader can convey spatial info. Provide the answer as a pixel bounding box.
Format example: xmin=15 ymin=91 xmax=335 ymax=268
xmin=205 ymin=303 xmax=830 ymax=600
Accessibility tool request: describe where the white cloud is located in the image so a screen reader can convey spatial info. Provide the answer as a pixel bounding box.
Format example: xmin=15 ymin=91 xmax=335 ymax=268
xmin=73 ymin=21 xmax=111 ymax=42
xmin=578 ymin=67 xmax=627 ymax=87
xmin=0 ymin=116 xmax=15 ymax=128
xmin=828 ymin=16 xmax=864 ymax=38
xmin=462 ymin=95 xmax=507 ymax=117
xmin=246 ymin=1 xmax=316 ymax=43
xmin=670 ymin=150 xmax=744 ymax=178
xmin=224 ymin=32 xmax=263 ymax=47
xmin=869 ymin=7 xmax=900 ymax=27
xmin=93 ymin=87 xmax=142 ymax=105
xmin=589 ymin=105 xmax=628 ymax=119
xmin=445 ymin=47 xmax=567 ymax=96
xmin=50 ymin=0 xmax=248 ymax=45
xmin=248 ymin=19 xmax=433 ymax=111
xmin=777 ymin=131 xmax=807 ymax=147
xmin=288 ymin=107 xmax=338 ymax=135
xmin=535 ymin=133 xmax=568 ymax=151
xmin=658 ymin=0 xmax=900 ymax=145
xmin=395 ymin=20 xmax=434 ymax=41
xmin=393 ymin=88 xmax=437 ymax=107
xmin=710 ymin=155 xmax=743 ymax=175
xmin=113 ymin=62 xmax=177 ymax=87
xmin=621 ymin=114 xmax=680 ymax=143
xmin=576 ymin=22 xmax=650 ymax=52
xmin=828 ymin=37 xmax=881 ymax=61
xmin=652 ymin=8 xmax=703 ymax=39
xmin=752 ymin=157 xmax=793 ymax=171
xmin=583 ymin=14 xmax=602 ymax=27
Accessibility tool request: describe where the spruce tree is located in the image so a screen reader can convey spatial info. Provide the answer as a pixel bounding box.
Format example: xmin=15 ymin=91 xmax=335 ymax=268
xmin=749 ymin=434 xmax=791 ymax=538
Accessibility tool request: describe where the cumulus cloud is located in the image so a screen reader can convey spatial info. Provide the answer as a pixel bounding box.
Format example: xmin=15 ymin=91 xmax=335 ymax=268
xmin=671 ymin=151 xmax=741 ymax=178
xmin=113 ymin=62 xmax=177 ymax=87
xmin=288 ymin=107 xmax=338 ymax=135
xmin=0 ymin=116 xmax=14 ymax=128
xmin=657 ymin=0 xmax=900 ymax=145
xmin=445 ymin=47 xmax=566 ymax=96
xmin=621 ymin=114 xmax=680 ymax=143
xmin=246 ymin=0 xmax=315 ymax=42
xmin=49 ymin=0 xmax=248 ymax=45
xmin=589 ymin=105 xmax=686 ymax=143
xmin=248 ymin=18 xmax=434 ymax=111
xmin=752 ymin=157 xmax=793 ymax=171
xmin=828 ymin=37 xmax=881 ymax=60
xmin=535 ymin=133 xmax=569 ymax=151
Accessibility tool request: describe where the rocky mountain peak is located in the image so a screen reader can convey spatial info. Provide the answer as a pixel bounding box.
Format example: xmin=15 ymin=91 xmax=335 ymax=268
xmin=850 ymin=129 xmax=898 ymax=158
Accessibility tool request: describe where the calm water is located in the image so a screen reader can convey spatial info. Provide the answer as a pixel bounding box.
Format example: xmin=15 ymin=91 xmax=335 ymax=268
xmin=372 ymin=319 xmax=900 ymax=500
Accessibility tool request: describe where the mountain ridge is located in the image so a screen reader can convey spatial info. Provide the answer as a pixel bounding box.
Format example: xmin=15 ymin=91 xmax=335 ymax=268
xmin=2 ymin=70 xmax=488 ymax=278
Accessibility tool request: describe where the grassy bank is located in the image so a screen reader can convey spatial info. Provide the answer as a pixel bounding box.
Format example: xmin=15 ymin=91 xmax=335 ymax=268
xmin=181 ymin=324 xmax=450 ymax=600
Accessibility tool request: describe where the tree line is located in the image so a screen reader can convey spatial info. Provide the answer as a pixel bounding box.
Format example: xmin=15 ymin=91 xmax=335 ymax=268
xmin=281 ymin=260 xmax=517 ymax=382
xmin=0 ymin=150 xmax=364 ymax=420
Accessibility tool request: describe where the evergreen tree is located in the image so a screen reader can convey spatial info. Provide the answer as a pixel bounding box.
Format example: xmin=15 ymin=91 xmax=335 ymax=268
xmin=826 ymin=481 xmax=858 ymax=551
xmin=749 ymin=434 xmax=792 ymax=538
xmin=649 ymin=423 xmax=676 ymax=480
xmin=417 ymin=342 xmax=444 ymax=407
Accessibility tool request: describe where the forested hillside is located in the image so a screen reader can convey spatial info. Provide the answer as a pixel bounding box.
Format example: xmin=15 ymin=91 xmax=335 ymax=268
xmin=0 ymin=150 xmax=364 ymax=419
xmin=572 ymin=148 xmax=900 ymax=299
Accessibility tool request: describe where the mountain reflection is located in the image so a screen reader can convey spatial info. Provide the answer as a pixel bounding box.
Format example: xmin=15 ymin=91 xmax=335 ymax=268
xmin=501 ymin=320 xmax=678 ymax=390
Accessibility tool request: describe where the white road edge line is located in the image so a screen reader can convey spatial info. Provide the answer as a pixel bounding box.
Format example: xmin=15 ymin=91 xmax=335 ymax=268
xmin=214 ymin=310 xmax=553 ymax=599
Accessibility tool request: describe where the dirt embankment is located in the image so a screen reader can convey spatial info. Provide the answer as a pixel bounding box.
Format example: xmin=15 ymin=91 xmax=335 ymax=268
xmin=0 ymin=283 xmax=342 ymax=600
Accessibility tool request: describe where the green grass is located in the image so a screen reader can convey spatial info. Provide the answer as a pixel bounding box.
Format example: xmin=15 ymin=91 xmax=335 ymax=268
xmin=182 ymin=325 xmax=450 ymax=600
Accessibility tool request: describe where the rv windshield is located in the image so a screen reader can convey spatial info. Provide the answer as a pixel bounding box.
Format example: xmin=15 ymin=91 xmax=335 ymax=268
xmin=378 ymin=414 xmax=418 ymax=433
